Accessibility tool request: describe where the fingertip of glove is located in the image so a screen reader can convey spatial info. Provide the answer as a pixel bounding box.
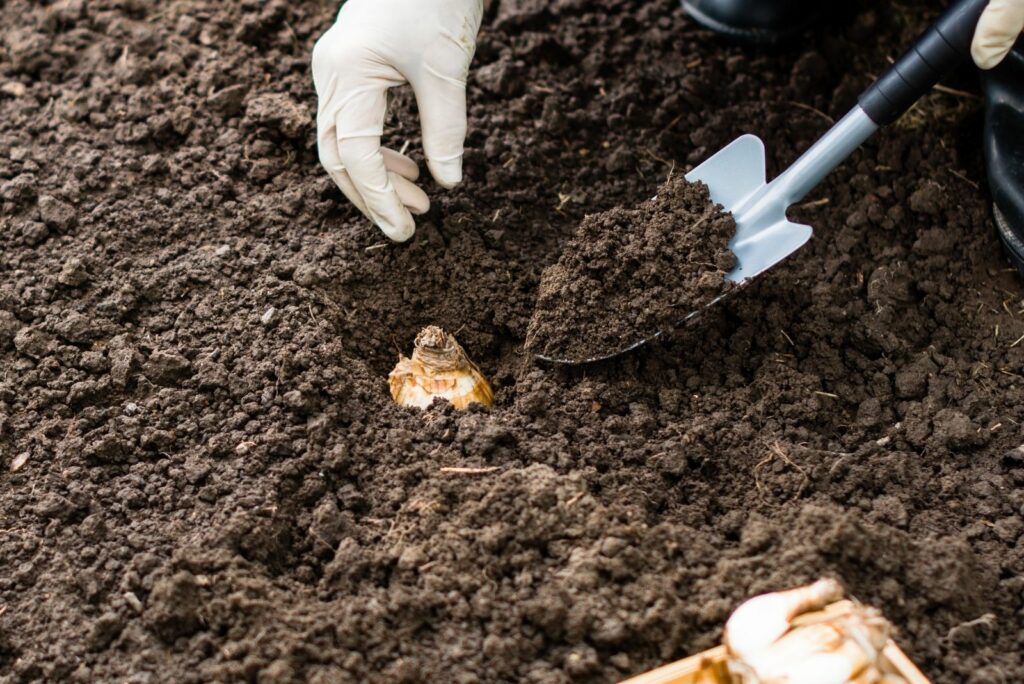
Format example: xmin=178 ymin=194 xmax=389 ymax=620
xmin=975 ymin=56 xmax=1003 ymax=70
xmin=379 ymin=215 xmax=416 ymax=243
xmin=428 ymin=157 xmax=464 ymax=190
xmin=971 ymin=30 xmax=1016 ymax=70
xmin=972 ymin=47 xmax=1005 ymax=70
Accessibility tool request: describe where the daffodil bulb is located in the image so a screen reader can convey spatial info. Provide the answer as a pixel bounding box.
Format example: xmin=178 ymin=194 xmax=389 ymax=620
xmin=389 ymin=326 xmax=493 ymax=410
xmin=724 ymin=580 xmax=915 ymax=684
xmin=724 ymin=578 xmax=844 ymax=662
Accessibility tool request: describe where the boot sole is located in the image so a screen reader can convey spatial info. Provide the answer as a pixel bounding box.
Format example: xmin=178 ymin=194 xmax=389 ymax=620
xmin=995 ymin=204 xmax=1024 ymax=276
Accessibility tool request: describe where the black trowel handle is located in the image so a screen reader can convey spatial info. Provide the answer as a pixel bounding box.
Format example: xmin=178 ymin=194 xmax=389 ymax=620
xmin=859 ymin=0 xmax=988 ymax=126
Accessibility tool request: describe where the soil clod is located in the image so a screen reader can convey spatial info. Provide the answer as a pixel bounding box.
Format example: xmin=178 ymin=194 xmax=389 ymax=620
xmin=526 ymin=177 xmax=736 ymax=361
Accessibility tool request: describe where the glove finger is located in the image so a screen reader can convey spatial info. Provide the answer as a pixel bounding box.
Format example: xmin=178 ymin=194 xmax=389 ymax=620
xmin=972 ymin=0 xmax=1024 ymax=69
xmin=382 ymin=147 xmax=421 ymax=182
xmin=320 ymin=115 xmax=423 ymax=220
xmin=324 ymin=165 xmax=427 ymax=220
xmin=410 ymin=45 xmax=473 ymax=189
xmin=338 ymin=132 xmax=416 ymax=242
xmin=322 ymin=163 xmax=428 ymax=219
xmin=392 ymin=172 xmax=431 ymax=215
xmin=324 ymin=139 xmax=419 ymax=192
xmin=315 ymin=24 xmax=418 ymax=236
xmin=333 ymin=79 xmax=416 ymax=242
xmin=318 ymin=122 xmax=370 ymax=217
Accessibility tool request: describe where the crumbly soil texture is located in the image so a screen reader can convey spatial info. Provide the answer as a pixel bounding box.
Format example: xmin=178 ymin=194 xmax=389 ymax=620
xmin=2 ymin=1 xmax=1023 ymax=683
xmin=526 ymin=177 xmax=736 ymax=362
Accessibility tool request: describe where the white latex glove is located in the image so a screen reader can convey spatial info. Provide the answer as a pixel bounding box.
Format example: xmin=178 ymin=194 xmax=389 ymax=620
xmin=972 ymin=0 xmax=1024 ymax=69
xmin=312 ymin=0 xmax=486 ymax=242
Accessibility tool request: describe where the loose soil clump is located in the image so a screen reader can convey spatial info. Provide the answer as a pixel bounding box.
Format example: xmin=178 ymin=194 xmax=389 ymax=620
xmin=2 ymin=1 xmax=1023 ymax=683
xmin=526 ymin=177 xmax=735 ymax=361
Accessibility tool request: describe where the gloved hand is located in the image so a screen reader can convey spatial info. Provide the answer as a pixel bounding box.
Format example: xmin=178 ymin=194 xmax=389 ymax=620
xmin=972 ymin=0 xmax=1024 ymax=69
xmin=312 ymin=0 xmax=485 ymax=242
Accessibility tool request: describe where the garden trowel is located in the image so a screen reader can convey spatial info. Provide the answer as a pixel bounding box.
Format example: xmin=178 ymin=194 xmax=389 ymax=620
xmin=539 ymin=0 xmax=988 ymax=364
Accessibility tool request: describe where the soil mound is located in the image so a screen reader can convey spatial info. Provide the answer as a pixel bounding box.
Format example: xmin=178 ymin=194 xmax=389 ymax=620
xmin=526 ymin=178 xmax=735 ymax=361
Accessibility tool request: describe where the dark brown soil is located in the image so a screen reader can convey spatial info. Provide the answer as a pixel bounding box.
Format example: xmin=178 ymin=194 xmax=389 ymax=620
xmin=526 ymin=178 xmax=735 ymax=362
xmin=2 ymin=1 xmax=1023 ymax=683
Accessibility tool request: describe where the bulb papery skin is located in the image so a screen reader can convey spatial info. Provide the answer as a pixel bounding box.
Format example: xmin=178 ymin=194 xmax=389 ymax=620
xmin=745 ymin=635 xmax=867 ymax=684
xmin=619 ymin=580 xmax=925 ymax=684
xmin=724 ymin=580 xmax=909 ymax=684
xmin=725 ymin=578 xmax=844 ymax=661
xmin=389 ymin=327 xmax=494 ymax=410
xmin=770 ymin=650 xmax=860 ymax=684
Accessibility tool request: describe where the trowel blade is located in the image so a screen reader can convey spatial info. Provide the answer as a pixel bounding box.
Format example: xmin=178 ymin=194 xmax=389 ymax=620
xmin=686 ymin=134 xmax=768 ymax=215
xmin=685 ymin=134 xmax=812 ymax=283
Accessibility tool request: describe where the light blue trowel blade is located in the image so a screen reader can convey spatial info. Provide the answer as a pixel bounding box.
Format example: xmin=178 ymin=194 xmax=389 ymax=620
xmin=685 ymin=134 xmax=766 ymax=210
xmin=685 ymin=134 xmax=812 ymax=284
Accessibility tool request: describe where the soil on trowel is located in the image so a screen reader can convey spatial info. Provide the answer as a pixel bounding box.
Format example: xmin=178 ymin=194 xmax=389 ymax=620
xmin=2 ymin=1 xmax=1024 ymax=683
xmin=526 ymin=177 xmax=735 ymax=361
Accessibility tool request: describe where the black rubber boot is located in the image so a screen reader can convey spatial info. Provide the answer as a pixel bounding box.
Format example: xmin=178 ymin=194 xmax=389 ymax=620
xmin=984 ymin=39 xmax=1024 ymax=277
xmin=681 ymin=0 xmax=821 ymax=45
